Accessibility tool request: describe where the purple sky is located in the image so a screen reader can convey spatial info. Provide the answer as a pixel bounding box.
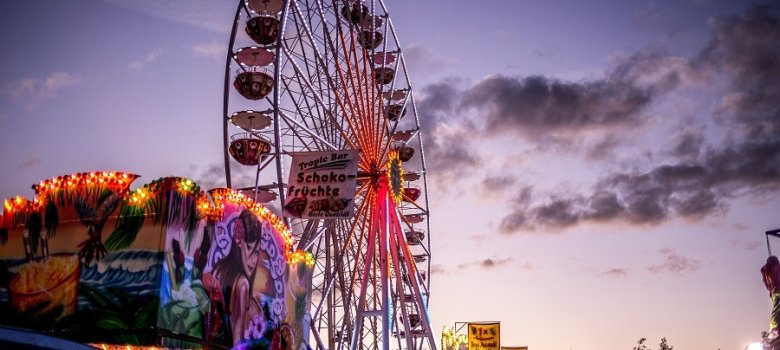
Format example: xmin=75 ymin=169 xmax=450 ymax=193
xmin=1 ymin=1 xmax=779 ymax=349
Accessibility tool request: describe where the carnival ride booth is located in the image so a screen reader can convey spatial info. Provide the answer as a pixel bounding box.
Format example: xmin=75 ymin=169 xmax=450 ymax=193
xmin=0 ymin=172 xmax=314 ymax=350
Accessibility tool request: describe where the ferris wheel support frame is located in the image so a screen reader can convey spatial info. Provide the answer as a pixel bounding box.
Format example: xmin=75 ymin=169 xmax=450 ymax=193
xmin=220 ymin=1 xmax=437 ymax=350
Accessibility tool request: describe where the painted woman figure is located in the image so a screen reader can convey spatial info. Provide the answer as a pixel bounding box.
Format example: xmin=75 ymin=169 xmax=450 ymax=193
xmin=762 ymin=255 xmax=780 ymax=343
xmin=211 ymin=209 xmax=269 ymax=345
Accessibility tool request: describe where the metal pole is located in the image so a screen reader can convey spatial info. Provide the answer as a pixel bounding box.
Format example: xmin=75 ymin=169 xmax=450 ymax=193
xmin=222 ymin=0 xmax=243 ymax=188
xmin=766 ymin=229 xmax=780 ymax=256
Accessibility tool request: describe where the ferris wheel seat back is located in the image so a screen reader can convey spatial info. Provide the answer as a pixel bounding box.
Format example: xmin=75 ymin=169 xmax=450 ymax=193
xmin=403 ymin=214 xmax=426 ymax=224
xmin=245 ymin=16 xmax=280 ymax=46
xmin=373 ymin=52 xmax=396 ymax=65
xmin=235 ymin=47 xmax=275 ymax=68
xmin=373 ymin=67 xmax=395 ymax=85
xmin=341 ymin=3 xmax=369 ymax=24
xmin=401 ymin=314 xmax=421 ymax=328
xmin=402 ymin=172 xmax=422 ymax=182
xmin=405 ymin=230 xmax=425 ymax=245
xmin=360 ymin=15 xmax=383 ymax=30
xmin=229 ymin=133 xmax=272 ymax=165
xmin=395 ymin=146 xmax=415 ymax=162
xmin=245 ymin=0 xmax=283 ymax=15
xmin=357 ymin=31 xmax=383 ymax=50
xmin=386 ymin=104 xmax=406 ymax=121
xmin=403 ymin=186 xmax=421 ymax=202
xmin=383 ymin=89 xmax=407 ymax=101
xmin=233 ymin=71 xmax=274 ymax=100
xmin=230 ymin=110 xmax=273 ymax=131
xmin=412 ymin=254 xmax=427 ymax=263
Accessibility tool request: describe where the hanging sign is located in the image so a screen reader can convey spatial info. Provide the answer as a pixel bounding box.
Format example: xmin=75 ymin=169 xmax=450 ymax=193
xmin=283 ymin=150 xmax=358 ymax=219
xmin=468 ymin=322 xmax=500 ymax=350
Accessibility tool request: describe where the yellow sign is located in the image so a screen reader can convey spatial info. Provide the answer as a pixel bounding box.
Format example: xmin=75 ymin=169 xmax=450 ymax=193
xmin=468 ymin=322 xmax=500 ymax=350
xmin=442 ymin=326 xmax=468 ymax=350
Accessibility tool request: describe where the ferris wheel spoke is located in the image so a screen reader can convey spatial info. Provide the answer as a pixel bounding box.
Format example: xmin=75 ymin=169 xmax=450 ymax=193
xmin=310 ymin=185 xmax=372 ymax=336
xmin=280 ymin=47 xmax=359 ymax=151
xmin=278 ymin=73 xmax=342 ymax=150
xmin=277 ymin=108 xmax=340 ymax=151
xmin=286 ymin=3 xmax=349 ymax=148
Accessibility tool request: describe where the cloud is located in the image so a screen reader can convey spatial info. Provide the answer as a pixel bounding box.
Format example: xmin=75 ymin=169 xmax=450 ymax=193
xmin=647 ymin=249 xmax=702 ymax=276
xmin=700 ymin=3 xmax=780 ymax=140
xmin=481 ymin=175 xmax=517 ymax=193
xmin=186 ymin=162 xmax=262 ymax=191
xmin=497 ymin=187 xmax=533 ymax=233
xmin=128 ymin=49 xmax=164 ymax=71
xmin=669 ymin=128 xmax=705 ymax=159
xmin=479 ymin=258 xmax=513 ymax=269
xmin=430 ymin=264 xmax=447 ymax=275
xmin=17 ymin=156 xmax=42 ymax=170
xmin=415 ymin=80 xmax=481 ymax=181
xmin=403 ymin=44 xmax=454 ymax=78
xmin=191 ymin=41 xmax=224 ymax=60
xmin=455 ymin=257 xmax=515 ymax=270
xmin=460 ymin=74 xmax=653 ymax=137
xmin=492 ymin=4 xmax=780 ymax=233
xmin=600 ymin=268 xmax=629 ymax=278
xmin=5 ymin=72 xmax=81 ymax=110
xmin=585 ymin=135 xmax=621 ymax=160
xmin=732 ymin=240 xmax=761 ymax=251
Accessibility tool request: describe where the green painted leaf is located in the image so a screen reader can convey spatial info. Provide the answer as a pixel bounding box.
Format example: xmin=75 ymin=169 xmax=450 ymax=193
xmin=96 ymin=315 xmax=129 ymax=330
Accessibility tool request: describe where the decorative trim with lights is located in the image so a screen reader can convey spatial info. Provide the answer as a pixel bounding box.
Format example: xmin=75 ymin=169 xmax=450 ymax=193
xmin=1 ymin=171 xmax=298 ymax=264
xmin=386 ymin=149 xmax=405 ymax=205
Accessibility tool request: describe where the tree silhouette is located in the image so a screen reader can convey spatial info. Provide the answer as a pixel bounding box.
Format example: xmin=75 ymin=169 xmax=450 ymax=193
xmin=633 ymin=338 xmax=648 ymax=350
xmin=659 ymin=337 xmax=673 ymax=350
xmin=633 ymin=337 xmax=675 ymax=350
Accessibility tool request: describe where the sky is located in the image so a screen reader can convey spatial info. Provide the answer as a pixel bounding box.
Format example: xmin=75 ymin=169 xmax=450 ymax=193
xmin=1 ymin=1 xmax=779 ymax=349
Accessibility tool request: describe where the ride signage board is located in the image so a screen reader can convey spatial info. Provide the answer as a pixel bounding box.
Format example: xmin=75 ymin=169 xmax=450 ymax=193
xmin=283 ymin=150 xmax=358 ymax=219
xmin=468 ymin=322 xmax=500 ymax=350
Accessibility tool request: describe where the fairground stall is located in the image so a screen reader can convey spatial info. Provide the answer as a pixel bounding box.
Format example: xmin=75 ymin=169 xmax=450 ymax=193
xmin=0 ymin=171 xmax=314 ymax=350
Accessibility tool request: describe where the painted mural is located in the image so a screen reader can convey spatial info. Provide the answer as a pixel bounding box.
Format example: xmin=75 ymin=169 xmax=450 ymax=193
xmin=0 ymin=172 xmax=314 ymax=350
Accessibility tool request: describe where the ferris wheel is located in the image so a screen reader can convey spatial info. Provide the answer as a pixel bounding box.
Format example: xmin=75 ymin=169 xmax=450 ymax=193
xmin=220 ymin=1 xmax=436 ymax=350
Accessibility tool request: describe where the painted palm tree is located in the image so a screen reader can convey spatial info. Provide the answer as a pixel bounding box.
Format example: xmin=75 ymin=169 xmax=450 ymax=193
xmin=75 ymin=191 xmax=123 ymax=264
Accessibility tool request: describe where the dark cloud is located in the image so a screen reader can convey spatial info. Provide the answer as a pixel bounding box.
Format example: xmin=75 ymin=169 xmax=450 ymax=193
xmin=481 ymin=175 xmax=516 ymax=193
xmin=461 ymin=74 xmax=653 ymax=135
xmin=498 ymin=187 xmax=533 ymax=233
xmin=189 ymin=163 xmax=227 ymax=190
xmin=670 ymin=129 xmax=705 ymax=159
xmin=17 ymin=156 xmax=41 ymax=170
xmin=480 ymin=258 xmax=513 ymax=269
xmin=600 ymin=268 xmax=629 ymax=278
xmin=416 ymin=80 xmax=481 ymax=181
xmin=501 ymin=140 xmax=779 ymax=232
xmin=456 ymin=257 xmax=514 ymax=270
xmin=188 ymin=162 xmax=262 ymax=191
xmin=732 ymin=240 xmax=762 ymax=251
xmin=430 ymin=264 xmax=447 ymax=275
xmin=532 ymin=197 xmax=583 ymax=228
xmin=417 ymin=79 xmax=462 ymax=133
xmin=586 ymin=135 xmax=622 ymax=160
xmin=584 ymin=191 xmax=625 ymax=222
xmin=422 ymin=4 xmax=780 ymax=233
xmin=700 ymin=3 xmax=780 ymax=139
xmin=424 ymin=129 xmax=480 ymax=182
xmin=647 ymin=249 xmax=702 ymax=276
